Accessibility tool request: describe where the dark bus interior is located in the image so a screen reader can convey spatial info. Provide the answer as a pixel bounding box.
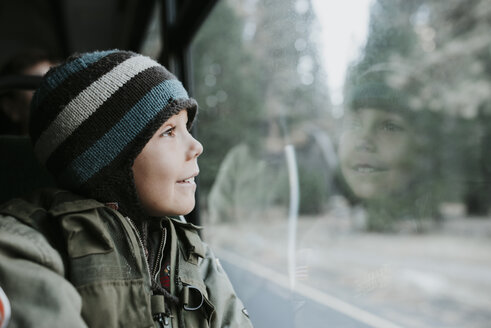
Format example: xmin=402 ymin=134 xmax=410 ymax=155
xmin=2 ymin=1 xmax=491 ymax=327
xmin=0 ymin=0 xmax=217 ymax=224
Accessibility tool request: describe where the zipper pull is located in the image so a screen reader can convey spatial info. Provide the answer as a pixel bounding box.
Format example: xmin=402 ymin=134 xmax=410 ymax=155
xmin=163 ymin=315 xmax=170 ymax=327
xmin=156 ymin=313 xmax=165 ymax=327
xmin=154 ymin=313 xmax=171 ymax=327
xmin=152 ymin=294 xmax=171 ymax=327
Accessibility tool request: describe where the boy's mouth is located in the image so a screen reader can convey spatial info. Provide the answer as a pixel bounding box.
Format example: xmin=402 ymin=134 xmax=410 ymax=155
xmin=177 ymin=172 xmax=199 ymax=184
xmin=351 ymin=164 xmax=389 ymax=173
xmin=178 ymin=177 xmax=195 ymax=184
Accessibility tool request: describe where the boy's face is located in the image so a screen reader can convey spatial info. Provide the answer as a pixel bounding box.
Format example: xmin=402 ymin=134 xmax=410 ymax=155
xmin=132 ymin=109 xmax=203 ymax=216
xmin=338 ymin=108 xmax=414 ymax=200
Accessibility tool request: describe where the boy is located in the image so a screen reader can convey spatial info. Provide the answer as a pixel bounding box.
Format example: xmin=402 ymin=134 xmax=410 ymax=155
xmin=0 ymin=50 xmax=252 ymax=327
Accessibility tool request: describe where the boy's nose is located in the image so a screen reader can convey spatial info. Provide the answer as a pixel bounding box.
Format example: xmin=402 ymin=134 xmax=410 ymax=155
xmin=188 ymin=135 xmax=203 ymax=159
xmin=355 ymin=131 xmax=377 ymax=152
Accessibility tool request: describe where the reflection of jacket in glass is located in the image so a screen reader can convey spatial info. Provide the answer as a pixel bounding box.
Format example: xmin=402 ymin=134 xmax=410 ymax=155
xmin=0 ymin=189 xmax=252 ymax=328
xmin=363 ymin=190 xmax=438 ymax=232
xmin=208 ymin=144 xmax=289 ymax=223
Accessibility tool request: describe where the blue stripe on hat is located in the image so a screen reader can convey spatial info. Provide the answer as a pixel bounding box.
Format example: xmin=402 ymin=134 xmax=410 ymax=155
xmin=34 ymin=50 xmax=118 ymax=107
xmin=58 ymin=79 xmax=189 ymax=187
xmin=34 ymin=55 xmax=159 ymax=165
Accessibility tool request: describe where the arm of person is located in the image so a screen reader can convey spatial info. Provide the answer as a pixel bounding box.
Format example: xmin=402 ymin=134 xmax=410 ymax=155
xmin=0 ymin=215 xmax=87 ymax=328
xmin=207 ymin=144 xmax=249 ymax=224
xmin=200 ymin=244 xmax=253 ymax=328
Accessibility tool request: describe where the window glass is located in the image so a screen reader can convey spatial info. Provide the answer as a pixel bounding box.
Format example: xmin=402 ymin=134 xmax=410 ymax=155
xmin=140 ymin=1 xmax=162 ymax=59
xmin=191 ymin=0 xmax=491 ymax=327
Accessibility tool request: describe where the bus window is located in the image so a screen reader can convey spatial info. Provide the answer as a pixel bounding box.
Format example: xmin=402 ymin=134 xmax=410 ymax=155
xmin=191 ymin=0 xmax=491 ymax=327
xmin=140 ymin=0 xmax=162 ymax=59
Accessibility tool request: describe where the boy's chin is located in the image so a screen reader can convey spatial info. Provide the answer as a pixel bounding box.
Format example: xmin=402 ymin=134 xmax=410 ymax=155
xmin=162 ymin=203 xmax=196 ymax=217
xmin=144 ymin=203 xmax=195 ymax=218
xmin=177 ymin=206 xmax=195 ymax=217
xmin=179 ymin=200 xmax=196 ymax=215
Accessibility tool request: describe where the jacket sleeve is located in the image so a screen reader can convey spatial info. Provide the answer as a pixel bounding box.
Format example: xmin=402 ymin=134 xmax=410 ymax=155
xmin=0 ymin=215 xmax=87 ymax=328
xmin=200 ymin=243 xmax=253 ymax=328
xmin=207 ymin=144 xmax=249 ymax=224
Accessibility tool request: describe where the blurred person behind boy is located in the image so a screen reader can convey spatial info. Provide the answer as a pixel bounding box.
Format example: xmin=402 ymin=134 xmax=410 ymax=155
xmin=0 ymin=49 xmax=57 ymax=135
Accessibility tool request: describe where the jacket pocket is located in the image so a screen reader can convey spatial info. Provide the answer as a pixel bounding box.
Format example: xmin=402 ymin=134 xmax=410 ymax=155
xmin=61 ymin=210 xmax=114 ymax=258
xmin=77 ymin=279 xmax=154 ymax=328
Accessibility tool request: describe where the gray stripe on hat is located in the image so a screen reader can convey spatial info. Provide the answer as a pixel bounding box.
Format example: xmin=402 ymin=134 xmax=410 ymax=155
xmin=34 ymin=55 xmax=160 ymax=164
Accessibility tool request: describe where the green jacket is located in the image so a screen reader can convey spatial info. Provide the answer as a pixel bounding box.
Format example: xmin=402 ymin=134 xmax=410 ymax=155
xmin=0 ymin=189 xmax=252 ymax=328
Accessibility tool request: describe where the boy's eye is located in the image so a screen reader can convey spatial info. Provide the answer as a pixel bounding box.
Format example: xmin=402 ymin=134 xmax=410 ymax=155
xmin=160 ymin=127 xmax=176 ymax=137
xmin=343 ymin=117 xmax=362 ymax=130
xmin=381 ymin=120 xmax=405 ymax=132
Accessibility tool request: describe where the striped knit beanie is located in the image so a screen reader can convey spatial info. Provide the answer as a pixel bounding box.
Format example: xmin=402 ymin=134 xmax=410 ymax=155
xmin=28 ymin=50 xmax=197 ymax=216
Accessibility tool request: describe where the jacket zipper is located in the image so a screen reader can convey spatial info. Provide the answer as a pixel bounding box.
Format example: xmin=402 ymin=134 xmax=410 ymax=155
xmin=126 ymin=217 xmax=168 ymax=283
xmin=125 ymin=217 xmax=152 ymax=280
xmin=152 ymin=228 xmax=167 ymax=281
xmin=126 ymin=217 xmax=172 ymax=327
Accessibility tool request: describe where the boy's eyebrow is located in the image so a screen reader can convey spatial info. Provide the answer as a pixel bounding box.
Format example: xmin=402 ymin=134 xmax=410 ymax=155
xmin=159 ymin=122 xmax=174 ymax=130
xmin=383 ymin=114 xmax=405 ymax=121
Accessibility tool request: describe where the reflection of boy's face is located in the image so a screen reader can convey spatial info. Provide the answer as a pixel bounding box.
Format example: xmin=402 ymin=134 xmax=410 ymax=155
xmin=339 ymin=108 xmax=414 ymax=200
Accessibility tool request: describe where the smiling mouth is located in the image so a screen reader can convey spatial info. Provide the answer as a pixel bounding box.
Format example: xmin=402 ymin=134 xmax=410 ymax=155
xmin=177 ymin=177 xmax=195 ymax=184
xmin=351 ymin=164 xmax=389 ymax=173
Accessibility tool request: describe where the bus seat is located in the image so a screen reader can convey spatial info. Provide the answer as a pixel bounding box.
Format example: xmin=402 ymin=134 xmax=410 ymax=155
xmin=0 ymin=135 xmax=55 ymax=204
